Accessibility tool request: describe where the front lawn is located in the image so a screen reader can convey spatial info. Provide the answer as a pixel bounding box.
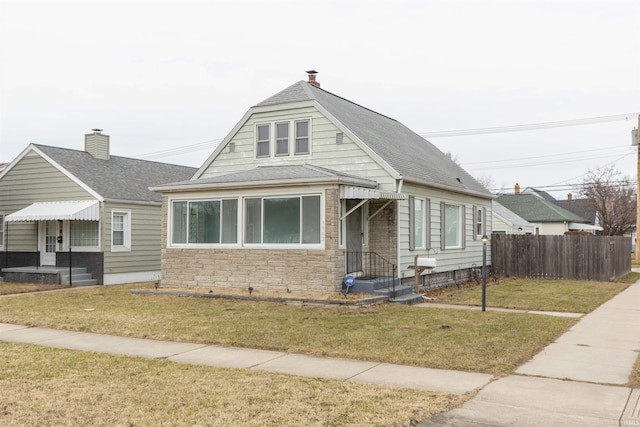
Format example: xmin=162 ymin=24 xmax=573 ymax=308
xmin=432 ymin=277 xmax=630 ymax=313
xmin=0 ymin=283 xmax=576 ymax=376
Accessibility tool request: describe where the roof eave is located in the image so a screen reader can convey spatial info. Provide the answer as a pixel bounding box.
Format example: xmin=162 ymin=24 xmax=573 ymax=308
xmin=151 ymin=175 xmax=377 ymax=193
xmin=402 ymin=176 xmax=495 ymax=199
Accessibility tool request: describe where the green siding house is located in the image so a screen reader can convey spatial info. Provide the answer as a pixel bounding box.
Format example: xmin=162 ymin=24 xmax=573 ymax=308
xmin=153 ymin=72 xmax=494 ymax=299
xmin=0 ymin=131 xmax=196 ymax=285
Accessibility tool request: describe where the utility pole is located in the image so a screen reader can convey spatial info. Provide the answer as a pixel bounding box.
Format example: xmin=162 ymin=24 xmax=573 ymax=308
xmin=637 ymin=114 xmax=640 ymax=263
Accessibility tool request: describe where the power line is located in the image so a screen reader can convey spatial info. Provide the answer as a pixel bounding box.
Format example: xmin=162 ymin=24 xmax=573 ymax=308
xmin=419 ymin=113 xmax=639 ymax=138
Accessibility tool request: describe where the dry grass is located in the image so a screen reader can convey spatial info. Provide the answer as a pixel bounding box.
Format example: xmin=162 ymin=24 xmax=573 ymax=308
xmin=430 ymin=277 xmax=630 ymax=313
xmin=0 ymin=282 xmax=68 ymax=295
xmin=0 ymin=342 xmax=462 ymax=427
xmin=0 ymin=282 xmax=576 ymax=376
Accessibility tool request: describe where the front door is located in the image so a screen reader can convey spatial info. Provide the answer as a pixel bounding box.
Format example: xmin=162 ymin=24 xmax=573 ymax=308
xmin=40 ymin=220 xmax=58 ymax=266
xmin=346 ymin=200 xmax=363 ymax=274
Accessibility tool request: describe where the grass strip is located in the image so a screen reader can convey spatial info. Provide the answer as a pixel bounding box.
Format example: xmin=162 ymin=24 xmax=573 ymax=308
xmin=0 ymin=342 xmax=461 ymax=427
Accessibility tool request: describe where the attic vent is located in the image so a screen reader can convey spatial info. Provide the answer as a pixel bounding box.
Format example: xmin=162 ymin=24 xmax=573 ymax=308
xmin=336 ymin=132 xmax=343 ymax=144
xmin=229 ymin=142 xmax=235 ymax=153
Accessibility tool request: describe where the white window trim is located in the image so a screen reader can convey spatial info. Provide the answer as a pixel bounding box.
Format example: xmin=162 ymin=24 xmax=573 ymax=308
xmin=65 ymin=220 xmax=101 ymax=252
xmin=111 ymin=210 xmax=131 ymax=252
xmin=242 ymin=194 xmax=324 ymax=249
xmin=442 ymin=202 xmax=464 ymax=250
xmin=409 ymin=197 xmax=430 ymax=250
xmin=254 ymin=118 xmax=312 ymax=159
xmin=475 ymin=206 xmax=486 ymax=239
xmin=168 ymin=198 xmax=240 ymax=248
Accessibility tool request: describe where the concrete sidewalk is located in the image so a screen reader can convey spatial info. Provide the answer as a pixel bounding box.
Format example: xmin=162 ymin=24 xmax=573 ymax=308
xmin=419 ymin=279 xmax=640 ymax=426
xmin=0 ymin=322 xmax=492 ymax=395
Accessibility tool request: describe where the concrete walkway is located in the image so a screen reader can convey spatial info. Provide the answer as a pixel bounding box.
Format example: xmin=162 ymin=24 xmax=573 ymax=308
xmin=0 ymin=322 xmax=492 ymax=395
xmin=419 ymin=279 xmax=640 ymax=426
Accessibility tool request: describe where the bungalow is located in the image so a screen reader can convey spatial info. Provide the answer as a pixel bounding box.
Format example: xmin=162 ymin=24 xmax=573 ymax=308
xmin=496 ymin=190 xmax=598 ymax=235
xmin=0 ymin=131 xmax=197 ymax=285
xmin=153 ymin=72 xmax=493 ymax=298
xmin=492 ymin=201 xmax=535 ymax=234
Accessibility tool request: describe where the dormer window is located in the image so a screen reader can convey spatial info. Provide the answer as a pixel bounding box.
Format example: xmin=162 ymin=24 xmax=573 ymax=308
xmin=255 ymin=119 xmax=311 ymax=158
xmin=295 ymin=120 xmax=309 ymax=154
xmin=256 ymin=124 xmax=270 ymax=157
xmin=276 ymin=122 xmax=289 ymax=156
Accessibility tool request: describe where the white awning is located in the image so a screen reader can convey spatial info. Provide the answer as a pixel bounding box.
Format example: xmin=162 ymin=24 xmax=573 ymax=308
xmin=340 ymin=185 xmax=407 ymax=200
xmin=6 ymin=200 xmax=100 ymax=222
xmin=568 ymin=222 xmax=604 ymax=232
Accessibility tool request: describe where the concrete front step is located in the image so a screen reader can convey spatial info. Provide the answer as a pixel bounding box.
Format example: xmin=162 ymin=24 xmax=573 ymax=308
xmin=59 ymin=267 xmax=96 ymax=286
xmin=349 ymin=277 xmax=421 ymax=303
xmin=68 ymin=279 xmax=98 ymax=287
xmin=389 ymin=293 xmax=424 ymax=304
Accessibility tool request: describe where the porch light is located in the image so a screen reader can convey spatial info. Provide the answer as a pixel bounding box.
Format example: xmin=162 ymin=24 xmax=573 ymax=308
xmin=481 ymin=234 xmax=488 ymax=312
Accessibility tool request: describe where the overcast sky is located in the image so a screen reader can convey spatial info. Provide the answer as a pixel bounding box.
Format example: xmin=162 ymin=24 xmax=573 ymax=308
xmin=1 ymin=0 xmax=638 ymax=198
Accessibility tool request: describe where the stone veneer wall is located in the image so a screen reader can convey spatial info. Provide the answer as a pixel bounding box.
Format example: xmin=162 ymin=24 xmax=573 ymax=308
xmin=367 ymin=200 xmax=397 ymax=266
xmin=160 ymin=189 xmax=345 ymax=294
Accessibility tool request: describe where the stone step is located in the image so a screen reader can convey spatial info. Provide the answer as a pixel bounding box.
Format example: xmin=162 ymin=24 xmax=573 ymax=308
xmin=389 ymin=292 xmax=424 ymax=305
xmin=69 ymin=279 xmax=98 ymax=287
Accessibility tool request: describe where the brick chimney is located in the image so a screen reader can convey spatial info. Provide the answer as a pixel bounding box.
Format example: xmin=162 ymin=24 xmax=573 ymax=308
xmin=567 ymin=193 xmax=573 ymax=200
xmin=306 ymin=70 xmax=320 ymax=87
xmin=84 ymin=129 xmax=110 ymax=160
xmin=514 ymin=183 xmax=520 ymax=194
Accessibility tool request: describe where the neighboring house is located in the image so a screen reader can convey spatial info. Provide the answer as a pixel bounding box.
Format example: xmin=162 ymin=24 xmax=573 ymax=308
xmin=153 ymin=72 xmax=493 ymax=296
xmin=0 ymin=131 xmax=197 ymax=285
xmin=492 ymin=201 xmax=534 ymax=234
xmin=552 ymin=193 xmax=599 ymax=227
xmin=496 ymin=192 xmax=598 ymax=235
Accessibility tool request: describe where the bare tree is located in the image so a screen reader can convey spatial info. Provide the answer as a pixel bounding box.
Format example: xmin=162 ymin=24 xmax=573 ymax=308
xmin=579 ymin=166 xmax=636 ymax=236
xmin=474 ymin=173 xmax=494 ymax=190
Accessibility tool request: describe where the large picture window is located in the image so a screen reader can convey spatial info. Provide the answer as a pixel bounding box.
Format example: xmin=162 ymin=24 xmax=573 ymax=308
xmin=172 ymin=199 xmax=238 ymax=245
xmin=244 ymin=195 xmax=321 ymax=245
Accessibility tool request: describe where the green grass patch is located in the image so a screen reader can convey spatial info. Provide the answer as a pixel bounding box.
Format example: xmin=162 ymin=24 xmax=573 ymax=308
xmin=615 ymin=272 xmax=640 ymax=284
xmin=435 ymin=278 xmax=628 ymax=313
xmin=0 ymin=342 xmax=460 ymax=426
xmin=0 ymin=283 xmax=576 ymax=376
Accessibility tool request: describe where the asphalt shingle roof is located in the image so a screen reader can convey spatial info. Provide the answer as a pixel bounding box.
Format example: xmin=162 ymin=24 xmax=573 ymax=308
xmin=496 ymin=194 xmax=589 ymax=223
xmin=553 ymin=199 xmax=598 ymax=224
xmin=36 ymin=144 xmax=197 ymax=203
xmin=255 ymin=81 xmax=491 ymax=197
xmin=161 ymin=164 xmax=377 ymax=188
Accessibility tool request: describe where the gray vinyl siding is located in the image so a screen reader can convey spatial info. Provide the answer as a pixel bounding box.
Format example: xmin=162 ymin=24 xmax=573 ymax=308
xmin=0 ymin=151 xmax=94 ymax=250
xmin=398 ymin=183 xmax=492 ymax=278
xmin=102 ymin=201 xmax=162 ymax=275
xmin=200 ymin=106 xmax=396 ymax=190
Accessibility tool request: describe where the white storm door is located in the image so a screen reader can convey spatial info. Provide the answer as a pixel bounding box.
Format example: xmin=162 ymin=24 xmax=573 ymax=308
xmin=40 ymin=220 xmax=58 ymax=266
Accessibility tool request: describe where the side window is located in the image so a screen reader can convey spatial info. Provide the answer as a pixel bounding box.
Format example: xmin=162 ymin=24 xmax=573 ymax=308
xmin=441 ymin=203 xmax=463 ymax=249
xmin=111 ymin=210 xmax=131 ymax=252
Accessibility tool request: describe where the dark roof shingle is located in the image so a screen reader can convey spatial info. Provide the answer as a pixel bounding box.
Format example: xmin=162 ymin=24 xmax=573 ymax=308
xmin=255 ymin=81 xmax=491 ymax=197
xmin=36 ymin=144 xmax=197 ymax=203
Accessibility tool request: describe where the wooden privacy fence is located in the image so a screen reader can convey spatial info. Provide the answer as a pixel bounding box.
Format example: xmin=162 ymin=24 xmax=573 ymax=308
xmin=491 ymin=234 xmax=631 ymax=282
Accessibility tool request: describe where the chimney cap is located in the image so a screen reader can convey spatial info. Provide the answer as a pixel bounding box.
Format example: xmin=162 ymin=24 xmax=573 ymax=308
xmin=306 ymin=70 xmax=318 ymax=75
xmin=91 ymin=128 xmax=103 ymax=132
